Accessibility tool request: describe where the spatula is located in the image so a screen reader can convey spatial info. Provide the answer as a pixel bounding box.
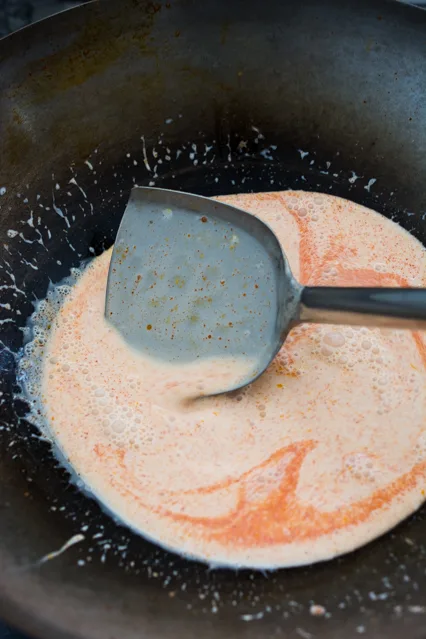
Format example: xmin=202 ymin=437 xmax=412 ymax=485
xmin=105 ymin=187 xmax=426 ymax=392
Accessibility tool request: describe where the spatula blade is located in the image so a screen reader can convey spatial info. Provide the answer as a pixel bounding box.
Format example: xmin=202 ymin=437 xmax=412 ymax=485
xmin=105 ymin=187 xmax=289 ymax=376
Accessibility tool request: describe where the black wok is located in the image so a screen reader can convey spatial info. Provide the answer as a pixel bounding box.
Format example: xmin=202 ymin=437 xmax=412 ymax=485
xmin=1 ymin=0 xmax=426 ymax=637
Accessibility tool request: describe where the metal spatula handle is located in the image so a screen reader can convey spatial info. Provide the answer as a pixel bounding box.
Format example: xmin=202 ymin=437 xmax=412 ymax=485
xmin=299 ymin=287 xmax=426 ymax=330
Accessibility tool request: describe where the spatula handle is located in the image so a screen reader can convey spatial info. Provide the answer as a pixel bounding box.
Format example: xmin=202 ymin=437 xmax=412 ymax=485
xmin=299 ymin=287 xmax=426 ymax=330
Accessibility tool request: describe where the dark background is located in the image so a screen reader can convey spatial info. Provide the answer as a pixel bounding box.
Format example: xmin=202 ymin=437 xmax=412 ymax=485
xmin=0 ymin=0 xmax=425 ymax=637
xmin=0 ymin=2 xmax=85 ymax=637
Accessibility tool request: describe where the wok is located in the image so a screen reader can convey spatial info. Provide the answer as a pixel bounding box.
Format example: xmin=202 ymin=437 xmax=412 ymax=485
xmin=1 ymin=0 xmax=426 ymax=637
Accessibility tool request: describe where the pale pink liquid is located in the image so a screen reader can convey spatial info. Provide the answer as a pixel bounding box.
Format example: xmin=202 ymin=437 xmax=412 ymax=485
xmin=29 ymin=191 xmax=426 ymax=568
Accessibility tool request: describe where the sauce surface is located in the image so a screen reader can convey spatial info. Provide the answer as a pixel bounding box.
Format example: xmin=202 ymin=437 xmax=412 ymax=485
xmin=23 ymin=191 xmax=426 ymax=568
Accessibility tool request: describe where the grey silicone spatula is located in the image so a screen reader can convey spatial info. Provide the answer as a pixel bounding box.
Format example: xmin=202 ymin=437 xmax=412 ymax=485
xmin=105 ymin=187 xmax=426 ymax=392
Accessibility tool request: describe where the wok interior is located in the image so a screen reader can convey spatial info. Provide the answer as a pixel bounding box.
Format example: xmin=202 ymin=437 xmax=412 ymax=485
xmin=1 ymin=0 xmax=426 ymax=638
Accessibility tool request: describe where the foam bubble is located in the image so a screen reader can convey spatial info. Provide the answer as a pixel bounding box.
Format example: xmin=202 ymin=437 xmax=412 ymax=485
xmin=111 ymin=420 xmax=127 ymax=434
xmin=414 ymin=432 xmax=426 ymax=461
xmin=345 ymin=453 xmax=379 ymax=483
xmin=323 ymin=331 xmax=345 ymax=348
